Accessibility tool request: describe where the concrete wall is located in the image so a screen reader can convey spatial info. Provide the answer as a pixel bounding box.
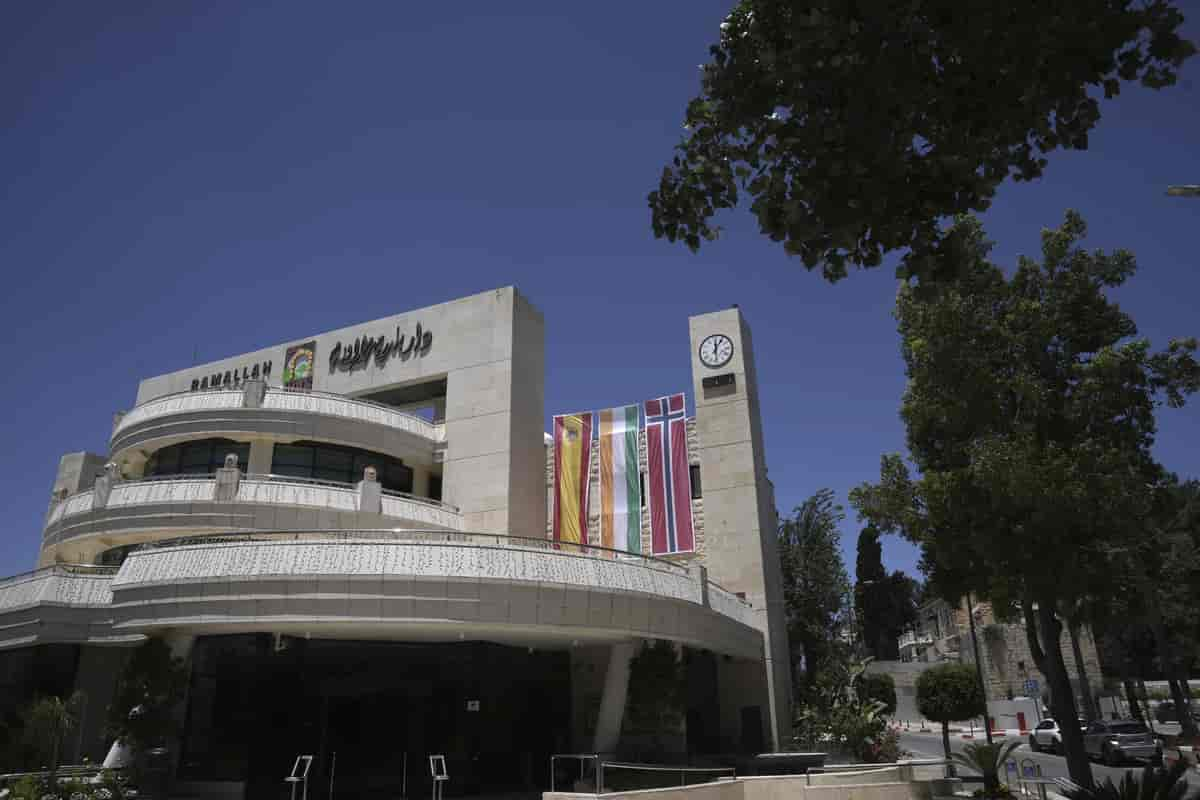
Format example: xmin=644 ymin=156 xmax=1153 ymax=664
xmin=688 ymin=308 xmax=791 ymax=750
xmin=545 ymin=775 xmax=919 ymax=800
xmin=49 ymin=452 xmax=107 ymax=508
xmin=131 ymin=287 xmax=544 ymax=537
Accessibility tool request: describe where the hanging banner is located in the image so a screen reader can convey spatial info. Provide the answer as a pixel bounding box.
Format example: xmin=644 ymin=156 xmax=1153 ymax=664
xmin=598 ymin=404 xmax=641 ymax=554
xmin=552 ymin=412 xmax=593 ymax=547
xmin=643 ymin=393 xmax=695 ymax=555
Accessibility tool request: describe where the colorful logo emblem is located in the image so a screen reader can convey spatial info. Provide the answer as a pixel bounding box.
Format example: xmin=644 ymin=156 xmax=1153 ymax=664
xmin=283 ymin=341 xmax=316 ymax=390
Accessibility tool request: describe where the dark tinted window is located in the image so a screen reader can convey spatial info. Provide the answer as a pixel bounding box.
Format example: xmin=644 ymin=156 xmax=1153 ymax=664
xmin=269 ymin=441 xmax=413 ymax=494
xmin=146 ymin=439 xmax=249 ymax=477
xmin=1109 ymin=722 xmax=1148 ymax=734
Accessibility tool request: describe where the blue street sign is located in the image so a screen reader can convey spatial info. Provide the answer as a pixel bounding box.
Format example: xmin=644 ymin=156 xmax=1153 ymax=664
xmin=1024 ymin=679 xmax=1040 ymax=696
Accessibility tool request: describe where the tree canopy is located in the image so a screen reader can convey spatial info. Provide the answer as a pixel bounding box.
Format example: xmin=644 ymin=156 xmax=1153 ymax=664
xmin=855 ymin=525 xmax=919 ymax=660
xmin=778 ymin=488 xmax=852 ymax=691
xmin=850 ymin=209 xmax=1200 ymax=784
xmin=916 ymin=663 xmax=985 ymax=724
xmin=650 ymin=0 xmax=1195 ymax=281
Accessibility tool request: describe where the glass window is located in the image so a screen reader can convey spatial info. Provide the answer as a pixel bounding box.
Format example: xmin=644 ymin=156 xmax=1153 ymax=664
xmin=145 ymin=439 xmax=247 ymax=478
xmin=689 ymin=464 xmax=702 ymax=499
xmin=269 ymin=441 xmax=415 ymax=494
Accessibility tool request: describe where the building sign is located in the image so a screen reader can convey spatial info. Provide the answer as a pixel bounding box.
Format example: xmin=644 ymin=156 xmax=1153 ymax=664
xmin=329 ymin=322 xmax=432 ymax=373
xmin=189 ymin=361 xmax=272 ymax=391
xmin=283 ymin=341 xmax=316 ymax=390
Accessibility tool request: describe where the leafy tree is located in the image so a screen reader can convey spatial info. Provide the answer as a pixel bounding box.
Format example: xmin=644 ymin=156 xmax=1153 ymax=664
xmin=623 ymin=639 xmax=685 ymax=757
xmin=851 ymin=210 xmax=1200 ymax=786
xmin=106 ymin=637 xmax=188 ymax=756
xmin=855 ymin=672 xmax=897 ymax=716
xmin=778 ymin=489 xmax=852 ymax=692
xmin=855 ymin=525 xmax=919 ymax=660
xmin=1061 ymin=761 xmax=1199 ymax=800
xmin=22 ymin=691 xmax=85 ymax=776
xmin=916 ymin=663 xmax=986 ymax=775
xmin=649 ymin=1 xmax=1195 ymax=281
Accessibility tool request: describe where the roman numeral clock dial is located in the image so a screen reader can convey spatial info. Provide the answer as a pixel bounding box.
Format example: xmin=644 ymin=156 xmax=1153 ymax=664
xmin=699 ymin=334 xmax=734 ymax=368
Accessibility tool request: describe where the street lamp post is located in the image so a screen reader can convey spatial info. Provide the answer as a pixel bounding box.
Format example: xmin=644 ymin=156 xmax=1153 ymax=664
xmin=966 ymin=593 xmax=994 ymax=745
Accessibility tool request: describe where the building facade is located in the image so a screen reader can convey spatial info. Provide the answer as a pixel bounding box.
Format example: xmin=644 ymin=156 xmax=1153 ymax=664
xmin=0 ymin=288 xmax=790 ymax=799
xmin=901 ymin=597 xmax=1104 ymax=708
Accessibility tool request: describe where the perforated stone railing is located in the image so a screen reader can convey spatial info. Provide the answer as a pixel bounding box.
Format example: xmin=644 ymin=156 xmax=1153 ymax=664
xmin=44 ymin=474 xmax=462 ymax=541
xmin=111 ymin=385 xmax=444 ymax=443
xmin=0 ymin=565 xmax=117 ymax=611
xmin=113 ymin=390 xmax=244 ymax=435
xmin=262 ymin=390 xmax=444 ymax=441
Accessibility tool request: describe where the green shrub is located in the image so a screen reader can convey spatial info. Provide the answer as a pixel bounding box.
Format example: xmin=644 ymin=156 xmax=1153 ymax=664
xmin=856 ymin=673 xmax=898 ymax=716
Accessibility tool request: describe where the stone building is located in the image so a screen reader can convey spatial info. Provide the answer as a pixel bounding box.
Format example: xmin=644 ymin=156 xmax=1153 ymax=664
xmin=901 ymin=597 xmax=1104 ymax=708
xmin=0 ymin=288 xmax=790 ymax=800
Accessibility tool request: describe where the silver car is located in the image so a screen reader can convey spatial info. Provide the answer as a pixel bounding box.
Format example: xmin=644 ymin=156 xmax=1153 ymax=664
xmin=1082 ymin=720 xmax=1161 ymax=765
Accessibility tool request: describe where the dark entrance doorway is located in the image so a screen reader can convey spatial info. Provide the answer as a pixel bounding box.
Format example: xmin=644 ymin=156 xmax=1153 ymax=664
xmin=179 ymin=636 xmax=571 ymax=800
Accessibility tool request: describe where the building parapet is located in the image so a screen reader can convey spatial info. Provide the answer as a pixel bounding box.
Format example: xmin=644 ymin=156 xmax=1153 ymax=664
xmin=110 ymin=384 xmax=445 ymax=452
xmin=106 ymin=531 xmax=763 ymax=659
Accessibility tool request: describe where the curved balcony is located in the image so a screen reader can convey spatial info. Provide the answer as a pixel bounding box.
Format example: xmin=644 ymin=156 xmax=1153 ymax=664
xmin=0 ymin=565 xmax=141 ymax=649
xmin=107 ymin=531 xmax=763 ymax=659
xmin=110 ymin=387 xmax=445 ymax=463
xmin=41 ymin=474 xmax=462 ymax=560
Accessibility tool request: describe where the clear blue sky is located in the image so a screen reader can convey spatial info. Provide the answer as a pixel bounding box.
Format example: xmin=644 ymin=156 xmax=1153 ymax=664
xmin=3 ymin=2 xmax=1199 ymax=580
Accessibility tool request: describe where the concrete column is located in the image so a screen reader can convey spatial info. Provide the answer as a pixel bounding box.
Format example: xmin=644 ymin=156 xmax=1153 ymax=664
xmin=358 ymin=466 xmax=382 ymax=514
xmin=690 ymin=564 xmax=710 ymax=608
xmin=214 ymin=454 xmax=241 ymax=502
xmin=411 ymin=465 xmax=430 ymax=499
xmin=91 ymin=462 xmax=122 ymax=509
xmin=247 ymin=439 xmax=273 ymax=475
xmin=242 ymin=378 xmax=267 ymax=408
xmin=592 ymin=641 xmax=636 ymax=756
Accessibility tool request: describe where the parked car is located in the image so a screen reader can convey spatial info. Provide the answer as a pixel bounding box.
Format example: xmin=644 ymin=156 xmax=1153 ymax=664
xmin=1082 ymin=720 xmax=1161 ymax=765
xmin=1028 ymin=718 xmax=1087 ymax=754
xmin=1154 ymin=701 xmax=1200 ymax=724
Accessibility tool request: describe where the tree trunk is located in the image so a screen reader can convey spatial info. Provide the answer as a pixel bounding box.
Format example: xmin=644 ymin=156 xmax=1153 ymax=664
xmin=941 ymin=721 xmax=956 ymax=777
xmin=1067 ymin=619 xmax=1097 ymax=721
xmin=1148 ymin=599 xmax=1200 ymax=738
xmin=1167 ymin=679 xmax=1198 ymax=738
xmin=1124 ymin=678 xmax=1143 ymax=721
xmin=1037 ymin=601 xmax=1093 ymax=789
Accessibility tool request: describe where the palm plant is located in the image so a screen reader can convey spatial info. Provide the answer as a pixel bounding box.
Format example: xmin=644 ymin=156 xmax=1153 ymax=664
xmin=950 ymin=739 xmax=1021 ymax=795
xmin=1060 ymin=762 xmax=1198 ymax=800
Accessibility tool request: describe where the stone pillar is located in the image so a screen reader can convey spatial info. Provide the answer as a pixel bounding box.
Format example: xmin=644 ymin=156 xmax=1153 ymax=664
xmin=358 ymin=466 xmax=382 ymax=514
xmin=690 ymin=564 xmax=710 ymax=608
xmin=242 ymin=378 xmax=267 ymax=408
xmin=247 ymin=439 xmax=273 ymax=475
xmin=92 ymin=462 xmax=122 ymax=509
xmin=411 ymin=465 xmax=430 ymax=499
xmin=592 ymin=641 xmax=636 ymax=756
xmin=214 ymin=454 xmax=241 ymax=502
xmin=111 ymin=411 xmax=126 ymax=436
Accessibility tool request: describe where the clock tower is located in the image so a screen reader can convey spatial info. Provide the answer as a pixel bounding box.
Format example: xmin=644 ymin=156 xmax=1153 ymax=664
xmin=689 ymin=306 xmax=792 ymax=751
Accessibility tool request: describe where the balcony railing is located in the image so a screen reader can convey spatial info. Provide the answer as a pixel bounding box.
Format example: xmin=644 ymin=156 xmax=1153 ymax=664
xmin=44 ymin=473 xmax=462 ymax=536
xmin=898 ymin=631 xmax=935 ymax=649
xmin=112 ymin=386 xmax=445 ymax=443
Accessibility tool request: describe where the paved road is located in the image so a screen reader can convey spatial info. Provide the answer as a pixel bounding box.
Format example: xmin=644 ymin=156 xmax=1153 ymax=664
xmin=898 ymin=730 xmax=1200 ymax=790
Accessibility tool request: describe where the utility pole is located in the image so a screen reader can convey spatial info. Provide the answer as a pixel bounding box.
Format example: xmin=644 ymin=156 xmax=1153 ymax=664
xmin=966 ymin=593 xmax=994 ymax=745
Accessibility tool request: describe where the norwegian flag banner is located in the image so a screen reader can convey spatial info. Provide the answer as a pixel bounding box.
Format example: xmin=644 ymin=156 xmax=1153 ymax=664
xmin=643 ymin=393 xmax=695 ymax=555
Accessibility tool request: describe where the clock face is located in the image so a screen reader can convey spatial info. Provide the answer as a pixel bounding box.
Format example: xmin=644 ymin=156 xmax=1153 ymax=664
xmin=699 ymin=334 xmax=734 ymax=368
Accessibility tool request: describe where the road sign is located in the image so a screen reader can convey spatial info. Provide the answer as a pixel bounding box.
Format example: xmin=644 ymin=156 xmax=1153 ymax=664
xmin=1024 ymin=679 xmax=1040 ymax=696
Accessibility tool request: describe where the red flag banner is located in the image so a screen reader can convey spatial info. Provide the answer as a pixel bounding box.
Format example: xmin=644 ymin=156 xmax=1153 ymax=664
xmin=643 ymin=393 xmax=694 ymax=555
